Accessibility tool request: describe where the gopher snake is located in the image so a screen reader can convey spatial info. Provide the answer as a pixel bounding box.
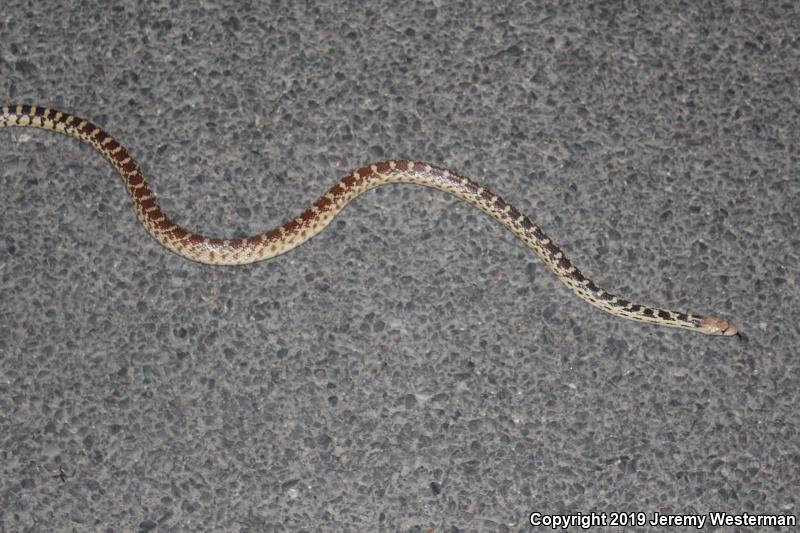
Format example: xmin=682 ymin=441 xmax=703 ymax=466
xmin=1 ymin=104 xmax=737 ymax=336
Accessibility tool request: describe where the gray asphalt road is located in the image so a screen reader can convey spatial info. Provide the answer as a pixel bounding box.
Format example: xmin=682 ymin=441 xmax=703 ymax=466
xmin=2 ymin=2 xmax=797 ymax=531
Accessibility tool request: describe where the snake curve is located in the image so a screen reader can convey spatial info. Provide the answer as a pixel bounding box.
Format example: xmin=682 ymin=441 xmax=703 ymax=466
xmin=0 ymin=104 xmax=737 ymax=336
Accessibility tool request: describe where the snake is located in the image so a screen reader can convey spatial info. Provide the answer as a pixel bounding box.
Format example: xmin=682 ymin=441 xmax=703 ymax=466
xmin=1 ymin=104 xmax=738 ymax=336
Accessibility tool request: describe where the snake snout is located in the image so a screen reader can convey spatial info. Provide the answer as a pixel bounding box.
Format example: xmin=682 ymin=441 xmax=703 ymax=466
xmin=720 ymin=320 xmax=738 ymax=336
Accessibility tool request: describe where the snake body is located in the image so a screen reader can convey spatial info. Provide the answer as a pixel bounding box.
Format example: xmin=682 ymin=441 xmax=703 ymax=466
xmin=1 ymin=104 xmax=737 ymax=335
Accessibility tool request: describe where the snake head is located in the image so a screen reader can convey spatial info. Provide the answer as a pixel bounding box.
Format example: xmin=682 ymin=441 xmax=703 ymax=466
xmin=699 ymin=316 xmax=738 ymax=336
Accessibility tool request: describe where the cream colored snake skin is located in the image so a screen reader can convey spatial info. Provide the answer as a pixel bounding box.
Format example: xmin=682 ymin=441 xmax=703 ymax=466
xmin=1 ymin=104 xmax=738 ymax=336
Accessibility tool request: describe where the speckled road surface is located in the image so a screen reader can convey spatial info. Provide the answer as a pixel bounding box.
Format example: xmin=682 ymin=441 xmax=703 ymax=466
xmin=1 ymin=2 xmax=797 ymax=531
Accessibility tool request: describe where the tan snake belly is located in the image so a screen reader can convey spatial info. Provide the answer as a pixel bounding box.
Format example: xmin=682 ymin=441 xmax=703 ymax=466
xmin=0 ymin=104 xmax=737 ymax=336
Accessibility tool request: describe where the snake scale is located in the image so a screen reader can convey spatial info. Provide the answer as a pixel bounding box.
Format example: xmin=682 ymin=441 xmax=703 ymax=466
xmin=1 ymin=104 xmax=737 ymax=336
